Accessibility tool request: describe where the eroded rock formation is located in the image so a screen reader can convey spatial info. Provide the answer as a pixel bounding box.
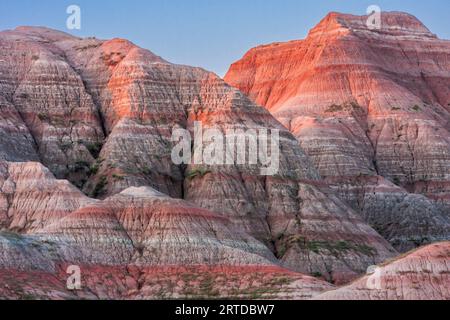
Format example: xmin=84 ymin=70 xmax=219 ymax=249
xmin=0 ymin=162 xmax=95 ymax=232
xmin=0 ymin=185 xmax=335 ymax=299
xmin=225 ymin=12 xmax=450 ymax=251
xmin=0 ymin=17 xmax=448 ymax=299
xmin=315 ymin=242 xmax=450 ymax=300
xmin=0 ymin=26 xmax=398 ymax=283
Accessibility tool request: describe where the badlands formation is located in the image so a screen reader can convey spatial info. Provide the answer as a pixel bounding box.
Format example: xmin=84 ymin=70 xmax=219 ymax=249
xmin=0 ymin=12 xmax=448 ymax=300
xmin=226 ymin=12 xmax=450 ymax=253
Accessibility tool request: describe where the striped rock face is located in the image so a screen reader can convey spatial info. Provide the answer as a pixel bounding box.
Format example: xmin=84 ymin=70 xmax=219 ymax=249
xmin=0 ymin=15 xmax=448 ymax=300
xmin=315 ymin=242 xmax=450 ymax=300
xmin=35 ymin=186 xmax=279 ymax=267
xmin=0 ymin=159 xmax=393 ymax=287
xmin=225 ymin=12 xmax=450 ymax=251
xmin=0 ymin=162 xmax=95 ymax=232
xmin=0 ymin=186 xmax=335 ymax=299
xmin=0 ymin=25 xmax=398 ymax=284
xmin=0 ymin=264 xmax=334 ymax=300
xmin=0 ymin=28 xmax=105 ymax=188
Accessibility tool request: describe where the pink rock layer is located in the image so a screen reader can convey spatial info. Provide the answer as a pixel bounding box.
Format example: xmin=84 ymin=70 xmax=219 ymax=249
xmin=0 ymin=184 xmax=334 ymax=299
xmin=0 ymin=17 xmax=448 ymax=299
xmin=225 ymin=12 xmax=450 ymax=251
xmin=315 ymin=242 xmax=450 ymax=300
xmin=0 ymin=25 xmax=398 ymax=283
xmin=0 ymin=162 xmax=95 ymax=232
xmin=0 ymin=265 xmax=334 ymax=300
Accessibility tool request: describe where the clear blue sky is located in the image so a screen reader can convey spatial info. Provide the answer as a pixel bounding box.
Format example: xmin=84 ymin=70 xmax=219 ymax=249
xmin=1 ymin=0 xmax=449 ymax=76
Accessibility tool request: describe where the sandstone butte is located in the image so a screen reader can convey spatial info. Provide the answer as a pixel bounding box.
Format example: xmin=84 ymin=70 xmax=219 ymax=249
xmin=225 ymin=11 xmax=450 ymax=253
xmin=0 ymin=16 xmax=448 ymax=299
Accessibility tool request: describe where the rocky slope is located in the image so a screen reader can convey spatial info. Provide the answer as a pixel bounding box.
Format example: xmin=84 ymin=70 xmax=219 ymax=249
xmin=0 ymin=184 xmax=335 ymax=299
xmin=0 ymin=27 xmax=104 ymax=188
xmin=0 ymin=161 xmax=95 ymax=232
xmin=225 ymin=12 xmax=450 ymax=251
xmin=0 ymin=26 xmax=398 ymax=284
xmin=315 ymin=241 xmax=450 ymax=300
xmin=35 ymin=186 xmax=278 ymax=267
xmin=0 ymin=19 xmax=448 ymax=299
